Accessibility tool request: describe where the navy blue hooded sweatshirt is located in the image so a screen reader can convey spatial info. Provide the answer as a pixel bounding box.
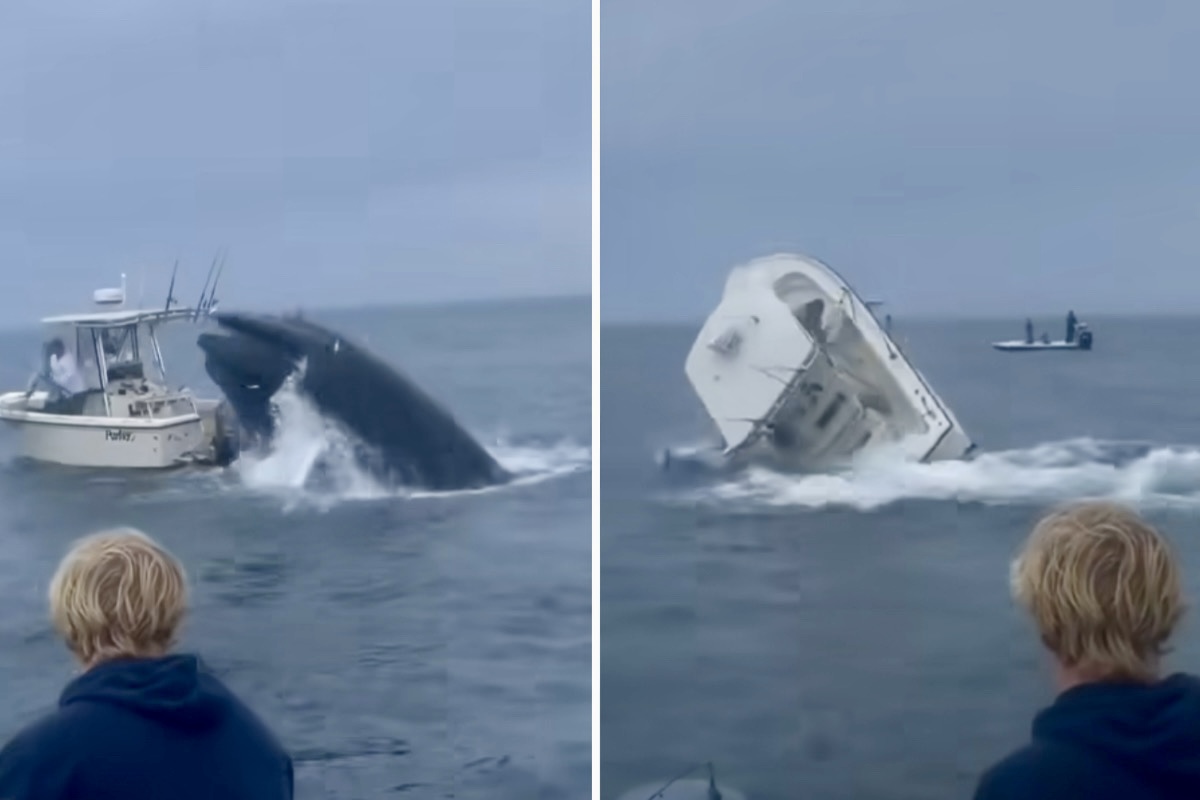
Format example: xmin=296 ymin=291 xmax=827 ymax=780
xmin=975 ymin=673 xmax=1200 ymax=800
xmin=0 ymin=654 xmax=293 ymax=800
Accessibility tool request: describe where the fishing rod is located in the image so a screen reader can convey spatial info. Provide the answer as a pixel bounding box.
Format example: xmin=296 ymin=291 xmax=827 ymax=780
xmin=202 ymin=247 xmax=227 ymax=314
xmin=163 ymin=259 xmax=179 ymax=312
xmin=193 ymin=250 xmax=221 ymax=321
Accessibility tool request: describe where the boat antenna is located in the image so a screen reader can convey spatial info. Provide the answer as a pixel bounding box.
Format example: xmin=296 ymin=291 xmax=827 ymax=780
xmin=163 ymin=259 xmax=179 ymax=312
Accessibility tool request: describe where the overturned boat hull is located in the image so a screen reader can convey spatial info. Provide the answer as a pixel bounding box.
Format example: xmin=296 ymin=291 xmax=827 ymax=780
xmin=682 ymin=253 xmax=974 ymax=471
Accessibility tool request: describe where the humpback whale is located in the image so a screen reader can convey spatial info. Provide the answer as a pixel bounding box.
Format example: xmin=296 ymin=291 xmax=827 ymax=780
xmin=196 ymin=312 xmax=511 ymax=491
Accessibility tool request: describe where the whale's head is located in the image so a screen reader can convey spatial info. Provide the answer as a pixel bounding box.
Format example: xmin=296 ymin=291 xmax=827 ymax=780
xmin=196 ymin=312 xmax=342 ymax=438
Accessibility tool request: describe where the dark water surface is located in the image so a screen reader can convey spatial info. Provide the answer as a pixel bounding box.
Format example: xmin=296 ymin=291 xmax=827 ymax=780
xmin=601 ymin=316 xmax=1200 ymax=800
xmin=0 ymin=297 xmax=591 ymax=800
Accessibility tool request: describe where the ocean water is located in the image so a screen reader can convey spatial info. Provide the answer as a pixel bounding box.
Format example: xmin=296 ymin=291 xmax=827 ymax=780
xmin=601 ymin=315 xmax=1200 ymax=800
xmin=0 ymin=296 xmax=591 ymax=800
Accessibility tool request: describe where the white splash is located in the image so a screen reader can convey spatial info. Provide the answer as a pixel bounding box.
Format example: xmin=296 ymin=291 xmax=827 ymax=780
xmin=232 ymin=377 xmax=387 ymax=503
xmin=674 ymin=438 xmax=1200 ymax=512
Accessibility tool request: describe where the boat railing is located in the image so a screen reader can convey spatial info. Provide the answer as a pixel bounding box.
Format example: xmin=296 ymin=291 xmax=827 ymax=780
xmin=725 ymin=347 xmax=821 ymax=456
xmin=127 ymin=391 xmax=199 ymax=420
xmin=838 ymin=287 xmax=858 ymax=322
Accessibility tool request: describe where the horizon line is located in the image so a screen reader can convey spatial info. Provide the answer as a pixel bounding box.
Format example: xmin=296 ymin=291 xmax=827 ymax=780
xmin=0 ymin=290 xmax=591 ymax=334
xmin=235 ymin=289 xmax=589 ymax=316
xmin=600 ymin=308 xmax=1200 ymax=328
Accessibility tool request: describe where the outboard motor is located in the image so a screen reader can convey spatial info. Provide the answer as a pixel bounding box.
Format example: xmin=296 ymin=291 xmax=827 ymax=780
xmin=1078 ymin=328 xmax=1093 ymax=350
xmin=209 ymin=400 xmax=243 ymax=467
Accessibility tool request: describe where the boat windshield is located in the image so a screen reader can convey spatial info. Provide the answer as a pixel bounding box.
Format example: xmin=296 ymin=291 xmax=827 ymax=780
xmin=97 ymin=323 xmax=153 ymax=381
xmin=102 ymin=325 xmax=135 ymax=362
xmin=35 ymin=326 xmax=102 ymax=393
xmin=96 ymin=322 xmax=171 ymax=385
xmin=771 ymin=273 xmax=847 ymax=344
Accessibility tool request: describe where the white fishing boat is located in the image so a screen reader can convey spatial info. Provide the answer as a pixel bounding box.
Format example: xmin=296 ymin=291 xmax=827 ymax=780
xmin=0 ymin=267 xmax=239 ymax=469
xmin=679 ymin=252 xmax=975 ymax=471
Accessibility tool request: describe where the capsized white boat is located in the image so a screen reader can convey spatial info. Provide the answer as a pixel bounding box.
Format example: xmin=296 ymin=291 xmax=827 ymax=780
xmin=993 ymin=323 xmax=1094 ymax=352
xmin=679 ymin=253 xmax=975 ymax=471
xmin=0 ymin=267 xmax=240 ymax=469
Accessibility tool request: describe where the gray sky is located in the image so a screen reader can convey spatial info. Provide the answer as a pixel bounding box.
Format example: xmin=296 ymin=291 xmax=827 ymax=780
xmin=602 ymin=0 xmax=1200 ymax=322
xmin=0 ymin=0 xmax=589 ymax=321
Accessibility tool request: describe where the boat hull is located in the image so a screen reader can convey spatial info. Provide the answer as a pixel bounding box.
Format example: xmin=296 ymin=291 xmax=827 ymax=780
xmin=684 ymin=253 xmax=975 ymax=469
xmin=992 ymin=340 xmax=1089 ymax=352
xmin=0 ymin=392 xmax=209 ymax=469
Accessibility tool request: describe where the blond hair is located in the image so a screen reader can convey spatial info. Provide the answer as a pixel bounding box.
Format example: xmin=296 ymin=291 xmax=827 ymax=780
xmin=48 ymin=527 xmax=188 ymax=666
xmin=1010 ymin=501 xmax=1185 ymax=680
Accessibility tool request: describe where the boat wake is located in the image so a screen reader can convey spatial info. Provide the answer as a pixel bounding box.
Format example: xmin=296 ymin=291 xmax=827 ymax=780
xmin=667 ymin=437 xmax=1200 ymax=513
xmin=230 ymin=381 xmax=589 ymax=509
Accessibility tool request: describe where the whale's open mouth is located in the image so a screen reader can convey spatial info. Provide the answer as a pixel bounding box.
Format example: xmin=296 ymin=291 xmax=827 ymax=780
xmin=196 ymin=314 xmax=314 ymax=439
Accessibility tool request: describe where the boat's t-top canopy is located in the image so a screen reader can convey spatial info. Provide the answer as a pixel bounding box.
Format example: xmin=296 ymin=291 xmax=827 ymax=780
xmin=685 ymin=281 xmax=821 ymax=453
xmin=35 ymin=306 xmax=211 ymax=400
xmin=24 ymin=260 xmax=226 ymax=415
xmin=40 ymin=307 xmax=206 ymax=328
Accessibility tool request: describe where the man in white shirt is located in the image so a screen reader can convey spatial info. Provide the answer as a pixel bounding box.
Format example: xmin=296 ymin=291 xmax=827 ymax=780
xmin=47 ymin=339 xmax=87 ymax=395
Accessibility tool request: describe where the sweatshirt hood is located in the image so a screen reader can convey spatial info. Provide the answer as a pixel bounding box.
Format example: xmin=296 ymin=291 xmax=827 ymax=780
xmin=59 ymin=654 xmax=231 ymax=731
xmin=1033 ymin=673 xmax=1200 ymax=789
